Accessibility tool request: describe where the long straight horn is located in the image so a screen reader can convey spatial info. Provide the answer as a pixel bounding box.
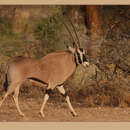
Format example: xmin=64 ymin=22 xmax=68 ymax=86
xmin=63 ymin=12 xmax=81 ymax=48
xmin=58 ymin=15 xmax=77 ymax=48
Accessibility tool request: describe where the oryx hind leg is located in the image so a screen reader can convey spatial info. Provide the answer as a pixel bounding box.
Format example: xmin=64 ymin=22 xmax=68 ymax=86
xmin=13 ymin=86 xmax=24 ymax=116
xmin=0 ymin=92 xmax=9 ymax=108
xmin=57 ymin=85 xmax=78 ymax=117
xmin=0 ymin=82 xmax=20 ymax=109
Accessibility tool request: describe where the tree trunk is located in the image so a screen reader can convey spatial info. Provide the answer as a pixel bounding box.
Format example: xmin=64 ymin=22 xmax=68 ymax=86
xmin=86 ymin=5 xmax=102 ymax=40
xmin=85 ymin=5 xmax=102 ymax=62
xmin=12 ymin=6 xmax=29 ymax=34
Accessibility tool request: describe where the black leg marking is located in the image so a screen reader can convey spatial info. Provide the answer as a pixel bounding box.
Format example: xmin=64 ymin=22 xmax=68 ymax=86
xmin=61 ymin=93 xmax=68 ymax=98
xmin=45 ymin=89 xmax=52 ymax=95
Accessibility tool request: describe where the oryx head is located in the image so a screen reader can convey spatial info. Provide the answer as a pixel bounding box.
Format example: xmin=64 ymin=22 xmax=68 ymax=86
xmin=60 ymin=12 xmax=89 ymax=67
xmin=76 ymin=47 xmax=89 ymax=67
xmin=68 ymin=43 xmax=89 ymax=67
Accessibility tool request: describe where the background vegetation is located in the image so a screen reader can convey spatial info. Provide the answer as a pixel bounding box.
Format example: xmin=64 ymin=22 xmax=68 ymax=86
xmin=0 ymin=5 xmax=130 ymax=107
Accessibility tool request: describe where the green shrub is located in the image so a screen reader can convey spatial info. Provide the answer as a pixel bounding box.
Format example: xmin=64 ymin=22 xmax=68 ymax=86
xmin=33 ymin=14 xmax=65 ymax=53
xmin=0 ymin=18 xmax=19 ymax=40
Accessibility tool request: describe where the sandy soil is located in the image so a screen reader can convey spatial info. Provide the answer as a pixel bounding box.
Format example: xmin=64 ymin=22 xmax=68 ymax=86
xmin=0 ymin=97 xmax=130 ymax=122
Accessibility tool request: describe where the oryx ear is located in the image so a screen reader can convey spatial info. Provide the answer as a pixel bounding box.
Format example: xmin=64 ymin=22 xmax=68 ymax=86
xmin=68 ymin=46 xmax=76 ymax=53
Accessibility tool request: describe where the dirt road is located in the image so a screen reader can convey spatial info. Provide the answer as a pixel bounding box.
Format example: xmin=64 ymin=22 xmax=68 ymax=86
xmin=0 ymin=98 xmax=130 ymax=122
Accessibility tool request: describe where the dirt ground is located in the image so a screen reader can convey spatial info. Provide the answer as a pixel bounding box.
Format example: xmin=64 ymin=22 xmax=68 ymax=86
xmin=0 ymin=97 xmax=130 ymax=122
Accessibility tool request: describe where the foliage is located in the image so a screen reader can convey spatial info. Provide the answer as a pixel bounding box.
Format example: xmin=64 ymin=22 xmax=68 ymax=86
xmin=100 ymin=40 xmax=130 ymax=66
xmin=101 ymin=6 xmax=130 ymax=41
xmin=33 ymin=14 xmax=65 ymax=53
xmin=0 ymin=17 xmax=19 ymax=40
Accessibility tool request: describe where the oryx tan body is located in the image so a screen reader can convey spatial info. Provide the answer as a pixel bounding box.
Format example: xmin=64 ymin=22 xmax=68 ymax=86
xmin=7 ymin=51 xmax=76 ymax=88
xmin=0 ymin=49 xmax=81 ymax=118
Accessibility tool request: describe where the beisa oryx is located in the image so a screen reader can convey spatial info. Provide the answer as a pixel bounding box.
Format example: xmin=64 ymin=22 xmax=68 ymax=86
xmin=0 ymin=14 xmax=89 ymax=118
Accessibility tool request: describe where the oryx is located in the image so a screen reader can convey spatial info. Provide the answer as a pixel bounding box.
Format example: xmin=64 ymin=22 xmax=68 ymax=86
xmin=0 ymin=14 xmax=89 ymax=118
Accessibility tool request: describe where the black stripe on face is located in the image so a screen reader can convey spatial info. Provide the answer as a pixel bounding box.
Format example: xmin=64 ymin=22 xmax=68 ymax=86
xmin=74 ymin=54 xmax=78 ymax=66
xmin=83 ymin=54 xmax=87 ymax=62
xmin=77 ymin=52 xmax=82 ymax=64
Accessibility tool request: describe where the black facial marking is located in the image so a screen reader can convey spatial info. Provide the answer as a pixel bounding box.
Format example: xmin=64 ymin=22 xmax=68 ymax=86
xmin=77 ymin=52 xmax=82 ymax=64
xmin=83 ymin=54 xmax=87 ymax=62
xmin=74 ymin=54 xmax=78 ymax=66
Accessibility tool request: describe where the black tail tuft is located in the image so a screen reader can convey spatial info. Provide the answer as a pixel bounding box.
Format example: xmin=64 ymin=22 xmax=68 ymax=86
xmin=3 ymin=74 xmax=8 ymax=92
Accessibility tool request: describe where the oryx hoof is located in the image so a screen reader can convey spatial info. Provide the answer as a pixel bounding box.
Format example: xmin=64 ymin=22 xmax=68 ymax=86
xmin=71 ymin=112 xmax=78 ymax=117
xmin=39 ymin=111 xmax=45 ymax=118
xmin=19 ymin=113 xmax=25 ymax=117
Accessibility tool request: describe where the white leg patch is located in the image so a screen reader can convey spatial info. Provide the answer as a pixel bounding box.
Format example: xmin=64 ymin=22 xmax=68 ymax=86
xmin=66 ymin=96 xmax=78 ymax=116
xmin=57 ymin=86 xmax=65 ymax=95
xmin=40 ymin=94 xmax=49 ymax=118
xmin=57 ymin=85 xmax=78 ymax=117
xmin=13 ymin=87 xmax=24 ymax=116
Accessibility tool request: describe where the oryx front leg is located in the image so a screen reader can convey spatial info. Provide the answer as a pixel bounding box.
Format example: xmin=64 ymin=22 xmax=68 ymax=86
xmin=57 ymin=86 xmax=78 ymax=117
xmin=40 ymin=85 xmax=52 ymax=118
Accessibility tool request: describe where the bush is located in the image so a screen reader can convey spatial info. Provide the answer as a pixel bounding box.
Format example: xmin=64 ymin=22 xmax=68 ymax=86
xmin=33 ymin=14 xmax=66 ymax=54
xmin=0 ymin=17 xmax=19 ymax=40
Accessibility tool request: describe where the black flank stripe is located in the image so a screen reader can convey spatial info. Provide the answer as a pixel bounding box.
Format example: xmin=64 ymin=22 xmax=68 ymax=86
xmin=28 ymin=77 xmax=48 ymax=85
